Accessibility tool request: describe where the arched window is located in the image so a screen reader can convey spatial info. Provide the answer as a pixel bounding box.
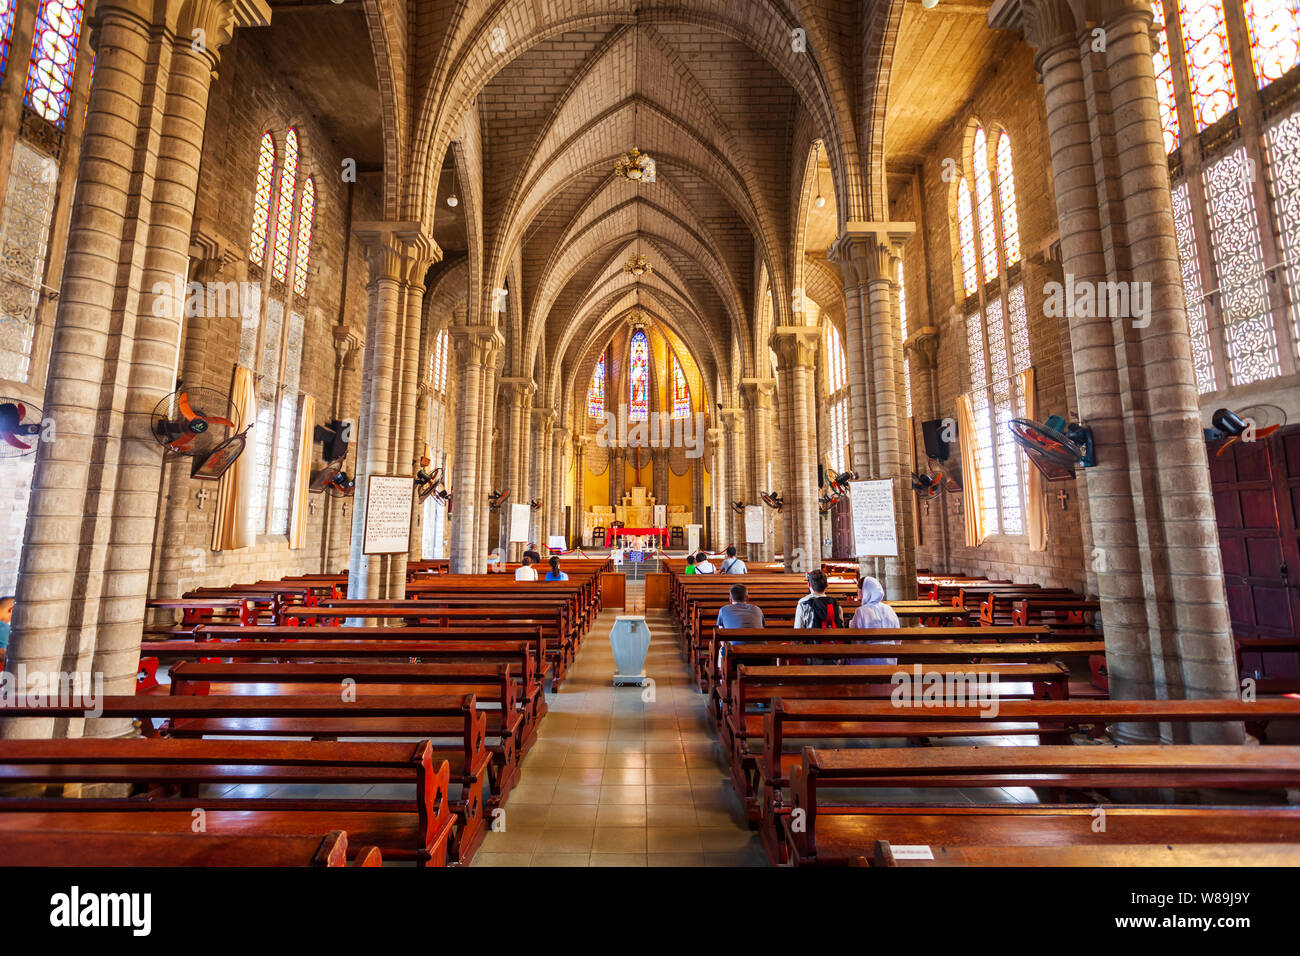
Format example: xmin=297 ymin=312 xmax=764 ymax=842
xmin=0 ymin=0 xmax=17 ymax=78
xmin=824 ymin=324 xmax=849 ymax=473
xmin=972 ymin=127 xmax=998 ymax=283
xmin=629 ymin=330 xmax=649 ymax=422
xmin=587 ymin=353 xmax=605 ymax=418
xmin=898 ymin=260 xmax=912 ymax=420
xmin=1153 ymin=1 xmax=1299 ymax=390
xmin=24 ymin=0 xmax=85 ymax=128
xmin=671 ymin=355 xmax=690 ymax=419
xmin=292 ymin=176 xmax=314 ymax=296
xmin=271 ymin=128 xmax=299 ymax=283
xmin=1152 ymin=1 xmax=1182 ymax=153
xmin=956 ymin=178 xmax=978 ymax=296
xmin=955 ymin=126 xmax=1031 ymax=538
xmin=1181 ymin=0 xmax=1237 ymax=129
xmin=1245 ymin=0 xmax=1300 ymax=87
xmin=429 ymin=328 xmax=450 ymax=394
xmin=249 ymin=132 xmax=276 ymax=268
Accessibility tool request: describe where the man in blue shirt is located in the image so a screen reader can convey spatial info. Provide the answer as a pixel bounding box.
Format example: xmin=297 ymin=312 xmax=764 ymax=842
xmin=716 ymin=583 xmax=764 ymax=630
xmin=719 ymin=546 xmax=747 ymax=574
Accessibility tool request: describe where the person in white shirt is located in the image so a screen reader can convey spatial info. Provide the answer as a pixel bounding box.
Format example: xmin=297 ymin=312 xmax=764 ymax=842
xmin=719 ymin=546 xmax=747 ymax=574
xmin=846 ymin=575 xmax=900 ymax=664
xmin=694 ymin=551 xmax=716 ymax=574
xmin=514 ymin=554 xmax=538 ymax=581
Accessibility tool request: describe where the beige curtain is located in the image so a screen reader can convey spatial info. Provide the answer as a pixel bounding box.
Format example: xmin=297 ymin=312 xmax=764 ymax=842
xmin=289 ymin=394 xmax=315 ymax=550
xmin=211 ymin=366 xmax=258 ymax=551
xmin=955 ymin=393 xmax=986 ymax=548
xmin=1019 ymin=367 xmax=1047 ymax=552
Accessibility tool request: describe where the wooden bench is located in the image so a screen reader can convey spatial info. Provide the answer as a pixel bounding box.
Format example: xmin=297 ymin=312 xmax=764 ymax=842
xmin=868 ymin=839 xmax=1300 ymax=867
xmin=0 ymin=828 xmax=381 ymax=867
xmin=785 ymin=743 xmax=1300 ymax=866
xmin=168 ymin=660 xmax=529 ymax=800
xmin=5 ymin=694 xmax=491 ymax=864
xmin=0 ymin=738 xmax=456 ymax=866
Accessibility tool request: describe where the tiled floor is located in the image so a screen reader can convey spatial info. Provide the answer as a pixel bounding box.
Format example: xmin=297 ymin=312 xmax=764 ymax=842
xmin=471 ymin=602 xmax=768 ymax=867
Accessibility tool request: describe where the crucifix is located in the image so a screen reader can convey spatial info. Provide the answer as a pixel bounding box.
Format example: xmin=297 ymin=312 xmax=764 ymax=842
xmin=1056 ymin=489 xmax=1070 ymax=510
xmin=634 ymin=445 xmax=644 ymax=485
xmin=308 ymin=497 xmax=317 ymax=516
xmin=195 ymin=487 xmax=211 ymax=510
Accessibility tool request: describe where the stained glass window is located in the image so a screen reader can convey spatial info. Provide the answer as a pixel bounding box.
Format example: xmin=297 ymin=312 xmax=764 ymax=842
xmin=24 ymin=0 xmax=85 ymax=128
xmin=1008 ymin=284 xmax=1031 ymax=375
xmin=271 ymin=128 xmax=299 ymax=283
xmin=827 ymin=400 xmax=848 ymax=473
xmin=671 ymin=356 xmax=690 ymax=419
xmin=996 ymin=133 xmax=1021 ymax=267
xmin=1171 ymin=181 xmax=1217 ymax=392
xmin=0 ymin=142 xmax=58 ymax=384
xmin=628 ymin=331 xmax=649 ymax=422
xmin=1265 ymin=108 xmax=1300 ymax=361
xmin=1152 ymin=1 xmax=1182 ymax=153
xmin=1203 ymin=145 xmax=1279 ymax=385
xmin=898 ymin=260 xmax=912 ymax=420
xmin=292 ymin=176 xmax=314 ymax=296
xmin=0 ymin=0 xmax=16 ymax=78
xmin=1244 ymin=0 xmax=1300 ymax=88
xmin=587 ymin=353 xmax=605 ymax=418
xmin=1180 ymin=0 xmax=1238 ymax=129
xmin=972 ymin=127 xmax=999 ymax=283
xmin=251 ymin=298 xmax=285 ymax=534
xmin=956 ymin=178 xmax=978 ymax=296
xmin=249 ymin=132 xmax=276 ymax=269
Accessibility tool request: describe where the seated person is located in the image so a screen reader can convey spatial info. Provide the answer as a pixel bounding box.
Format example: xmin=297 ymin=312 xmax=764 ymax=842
xmin=522 ymin=546 xmax=542 ymax=564
xmin=683 ymin=553 xmax=697 ymax=575
xmin=514 ymin=554 xmax=538 ymax=581
xmin=719 ymin=545 xmax=747 ymax=574
xmin=793 ymin=569 xmax=844 ymax=628
xmin=846 ymin=575 xmax=901 ymax=665
xmin=716 ymin=582 xmax=764 ymax=673
xmin=0 ymin=595 xmax=10 ymax=668
xmin=694 ymin=551 xmax=717 ymax=574
xmin=544 ymin=556 xmax=569 ymax=581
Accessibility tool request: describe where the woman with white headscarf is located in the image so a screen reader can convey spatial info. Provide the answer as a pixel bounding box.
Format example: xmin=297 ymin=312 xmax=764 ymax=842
xmin=847 ymin=576 xmax=900 ymax=665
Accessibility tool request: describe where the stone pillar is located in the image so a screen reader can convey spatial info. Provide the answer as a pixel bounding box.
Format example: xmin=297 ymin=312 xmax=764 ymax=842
xmin=996 ymin=0 xmax=1239 ymax=737
xmin=909 ymin=326 xmax=949 ymax=565
xmin=324 ymin=326 xmax=361 ymax=571
xmin=447 ymin=326 xmax=501 ymax=572
xmin=741 ymin=379 xmax=775 ymax=560
xmin=550 ymin=425 xmax=570 ymax=542
xmin=724 ymin=408 xmax=746 ymax=550
xmin=651 ymin=448 xmax=668 ymax=507
xmin=573 ymin=435 xmax=590 ymax=545
xmin=5 ymin=0 xmax=270 ymax=742
xmin=496 ymin=378 xmax=532 ymax=558
xmin=347 ymin=223 xmax=434 ymax=599
xmin=530 ymin=405 xmax=554 ymax=545
xmin=771 ymin=327 xmax=821 ymax=571
xmin=475 ymin=352 xmax=503 ymax=569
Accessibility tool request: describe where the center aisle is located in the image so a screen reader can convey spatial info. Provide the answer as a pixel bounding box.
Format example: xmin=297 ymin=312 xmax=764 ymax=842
xmin=472 ymin=605 xmax=766 ymax=866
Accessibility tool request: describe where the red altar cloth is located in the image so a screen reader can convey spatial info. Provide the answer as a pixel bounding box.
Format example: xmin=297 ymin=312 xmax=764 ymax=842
xmin=604 ymin=527 xmax=668 ymax=548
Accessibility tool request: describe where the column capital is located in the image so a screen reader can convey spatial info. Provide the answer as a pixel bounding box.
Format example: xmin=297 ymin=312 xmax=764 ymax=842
xmin=333 ymin=324 xmax=362 ymax=358
xmin=991 ymin=0 xmax=1082 ymax=59
xmin=770 ymin=326 xmax=820 ymax=371
xmin=719 ymin=407 xmax=745 ymax=430
xmin=448 ymin=324 xmax=504 ymax=369
xmin=353 ymin=221 xmax=441 ymax=285
xmin=552 ymin=425 xmax=571 ymax=444
xmin=740 ymin=377 xmax=776 ymax=409
xmin=188 ymin=219 xmax=242 ymax=273
xmin=532 ymin=405 xmax=557 ymax=427
xmin=176 ymin=0 xmax=272 ymax=63
xmin=498 ymin=376 xmax=536 ymax=406
xmin=906 ymin=325 xmax=941 ymax=370
xmin=827 ymin=222 xmax=915 ymax=286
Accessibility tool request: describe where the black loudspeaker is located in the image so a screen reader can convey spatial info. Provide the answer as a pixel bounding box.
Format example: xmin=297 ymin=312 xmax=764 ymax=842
xmin=817 ymin=464 xmax=825 ymax=489
xmin=921 ymin=419 xmax=951 ymax=462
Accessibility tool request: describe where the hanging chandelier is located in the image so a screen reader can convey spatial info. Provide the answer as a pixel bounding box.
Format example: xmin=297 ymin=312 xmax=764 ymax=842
xmin=614 ymin=148 xmax=656 ymax=183
xmin=623 ymin=253 xmax=653 ymax=277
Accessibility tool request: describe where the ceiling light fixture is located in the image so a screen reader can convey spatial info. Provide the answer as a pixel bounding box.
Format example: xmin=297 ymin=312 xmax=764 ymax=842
xmin=446 ymin=194 xmax=459 ymax=207
xmin=614 ymin=24 xmax=656 ymax=183
xmin=623 ymin=253 xmax=652 ymax=277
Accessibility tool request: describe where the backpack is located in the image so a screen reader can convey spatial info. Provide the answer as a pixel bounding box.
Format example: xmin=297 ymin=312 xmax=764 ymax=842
xmin=806 ymin=595 xmax=843 ymax=630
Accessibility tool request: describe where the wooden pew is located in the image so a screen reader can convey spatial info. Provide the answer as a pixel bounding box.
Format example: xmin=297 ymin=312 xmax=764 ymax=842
xmin=0 ymin=828 xmax=381 ymax=867
xmin=167 ymin=660 xmax=528 ymax=800
xmin=785 ymin=743 xmax=1300 ymax=866
xmin=5 ymin=694 xmax=491 ymax=864
xmin=869 ymin=839 xmax=1300 ymax=867
xmin=0 ymin=738 xmax=456 ymax=866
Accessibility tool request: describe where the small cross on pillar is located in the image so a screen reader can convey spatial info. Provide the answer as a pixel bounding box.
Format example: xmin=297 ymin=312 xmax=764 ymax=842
xmin=308 ymin=497 xmax=317 ymax=516
xmin=1056 ymin=489 xmax=1070 ymax=510
xmin=195 ymin=487 xmax=211 ymax=510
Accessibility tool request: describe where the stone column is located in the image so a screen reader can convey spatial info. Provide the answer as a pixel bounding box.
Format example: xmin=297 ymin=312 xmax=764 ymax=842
xmin=909 ymin=326 xmax=949 ymax=565
xmin=324 ymin=326 xmax=361 ymax=571
xmin=530 ymin=405 xmax=554 ymax=545
xmin=447 ymin=326 xmax=501 ymax=572
xmin=723 ymin=407 xmax=746 ymax=550
xmin=771 ymin=327 xmax=821 ymax=571
xmin=475 ymin=348 xmax=503 ymax=568
xmin=496 ymin=378 xmax=531 ymax=558
xmin=550 ymin=425 xmax=570 ymax=542
xmin=741 ymin=379 xmax=776 ymax=560
xmin=6 ymin=0 xmax=270 ymax=742
xmin=347 ymin=223 xmax=434 ymax=599
xmin=573 ymin=435 xmax=590 ymax=545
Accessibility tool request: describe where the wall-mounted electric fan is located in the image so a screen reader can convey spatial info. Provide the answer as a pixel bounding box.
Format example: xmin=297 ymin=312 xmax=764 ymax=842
xmin=730 ymin=500 xmax=745 ymax=515
xmin=488 ymin=489 xmax=510 ymax=512
xmin=309 ymin=460 xmax=354 ymax=497
xmin=1009 ymin=414 xmax=1094 ymax=481
xmin=1207 ymin=405 xmax=1285 ymax=456
xmin=151 ymin=385 xmax=248 ymax=479
xmin=415 ymin=467 xmax=442 ymax=502
xmin=760 ymin=491 xmax=784 ymax=513
xmin=0 ymin=399 xmax=42 ymax=459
